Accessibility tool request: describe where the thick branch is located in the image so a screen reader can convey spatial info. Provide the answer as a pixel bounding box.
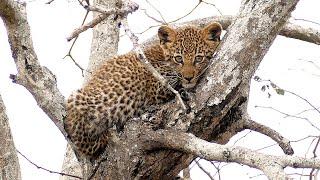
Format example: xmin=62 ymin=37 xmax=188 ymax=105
xmin=0 ymin=94 xmax=21 ymax=180
xmin=0 ymin=0 xmax=67 ymax=138
xmin=143 ymin=130 xmax=320 ymax=179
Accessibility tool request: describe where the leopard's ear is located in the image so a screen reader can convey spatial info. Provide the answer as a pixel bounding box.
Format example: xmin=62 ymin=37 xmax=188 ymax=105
xmin=158 ymin=26 xmax=176 ymax=48
xmin=202 ymin=22 xmax=222 ymax=42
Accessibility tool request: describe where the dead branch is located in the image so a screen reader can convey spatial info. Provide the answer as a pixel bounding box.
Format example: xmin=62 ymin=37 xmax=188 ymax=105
xmin=67 ymin=1 xmax=139 ymax=41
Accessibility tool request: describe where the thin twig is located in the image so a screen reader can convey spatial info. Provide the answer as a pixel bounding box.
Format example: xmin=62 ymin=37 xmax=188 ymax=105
xmin=298 ymin=58 xmax=320 ymax=70
xmin=284 ymin=106 xmax=320 ymax=118
xmin=253 ymin=77 xmax=320 ymax=115
xmin=231 ymin=130 xmax=252 ymax=146
xmin=145 ymin=0 xmax=167 ymax=23
xmin=121 ymin=18 xmax=187 ymax=110
xmin=202 ymin=0 xmax=223 ymax=15
xmin=45 ymin=0 xmax=55 ymax=4
xmin=285 ymin=90 xmax=320 ymax=115
xmin=255 ymin=135 xmax=319 ymax=152
xmin=310 ymin=137 xmax=320 ymax=179
xmin=255 ymin=105 xmax=320 ymax=132
xmin=195 ymin=159 xmax=215 ymax=180
xmin=293 ymin=18 xmax=320 ymax=26
xmin=167 ymin=1 xmax=201 ymax=24
xmin=64 ymin=10 xmax=90 ymax=76
xmin=17 ymin=149 xmax=82 ymax=179
xmin=140 ymin=8 xmax=165 ymax=24
xmin=211 ymin=162 xmax=222 ymax=180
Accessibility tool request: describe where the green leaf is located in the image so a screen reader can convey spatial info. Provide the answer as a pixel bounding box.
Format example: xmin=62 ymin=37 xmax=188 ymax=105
xmin=275 ymin=88 xmax=285 ymax=95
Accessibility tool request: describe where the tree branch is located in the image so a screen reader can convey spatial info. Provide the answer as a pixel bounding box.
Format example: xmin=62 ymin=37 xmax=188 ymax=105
xmin=243 ymin=118 xmax=294 ymax=155
xmin=190 ymin=16 xmax=320 ymax=45
xmin=0 ymin=94 xmax=21 ymax=180
xmin=66 ymin=1 xmax=139 ymax=41
xmin=143 ymin=130 xmax=320 ymax=179
xmin=16 ymin=150 xmax=81 ymax=179
xmin=0 ymin=0 xmax=67 ymax=138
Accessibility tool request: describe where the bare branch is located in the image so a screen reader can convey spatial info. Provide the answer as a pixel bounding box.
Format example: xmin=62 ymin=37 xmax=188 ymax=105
xmin=121 ymin=18 xmax=187 ymax=110
xmin=202 ymin=0 xmax=223 ymax=15
xmin=195 ymin=159 xmax=214 ymax=180
xmin=67 ymin=1 xmax=139 ymax=41
xmin=64 ymin=10 xmax=90 ymax=76
xmin=141 ymin=8 xmax=165 ymax=24
xmin=145 ymin=0 xmax=167 ymax=23
xmin=167 ymin=1 xmax=201 ymax=24
xmin=255 ymin=105 xmax=320 ymax=131
xmin=293 ymin=17 xmax=320 ymax=26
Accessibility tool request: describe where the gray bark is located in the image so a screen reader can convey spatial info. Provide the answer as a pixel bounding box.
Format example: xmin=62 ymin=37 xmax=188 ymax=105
xmin=0 ymin=94 xmax=21 ymax=180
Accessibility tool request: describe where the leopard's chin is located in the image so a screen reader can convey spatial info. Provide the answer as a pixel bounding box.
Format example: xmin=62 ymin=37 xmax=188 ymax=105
xmin=182 ymin=83 xmax=196 ymax=89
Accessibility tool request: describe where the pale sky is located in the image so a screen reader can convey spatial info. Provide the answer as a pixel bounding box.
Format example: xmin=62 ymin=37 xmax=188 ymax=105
xmin=0 ymin=0 xmax=319 ymax=179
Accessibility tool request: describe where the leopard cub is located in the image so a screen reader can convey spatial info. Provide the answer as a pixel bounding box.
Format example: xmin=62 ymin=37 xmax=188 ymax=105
xmin=64 ymin=22 xmax=222 ymax=159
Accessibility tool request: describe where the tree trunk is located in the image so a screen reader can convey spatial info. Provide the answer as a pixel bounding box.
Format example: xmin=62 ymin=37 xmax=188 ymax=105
xmin=0 ymin=94 xmax=21 ymax=180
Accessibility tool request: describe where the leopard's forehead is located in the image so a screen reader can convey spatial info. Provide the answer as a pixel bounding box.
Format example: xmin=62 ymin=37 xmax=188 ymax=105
xmin=174 ymin=27 xmax=204 ymax=53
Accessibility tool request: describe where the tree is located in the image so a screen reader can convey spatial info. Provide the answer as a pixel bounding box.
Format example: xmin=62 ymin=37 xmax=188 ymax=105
xmin=0 ymin=0 xmax=320 ymax=179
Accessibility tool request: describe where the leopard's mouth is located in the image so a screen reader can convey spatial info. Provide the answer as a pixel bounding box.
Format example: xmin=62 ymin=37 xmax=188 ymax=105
xmin=182 ymin=82 xmax=196 ymax=89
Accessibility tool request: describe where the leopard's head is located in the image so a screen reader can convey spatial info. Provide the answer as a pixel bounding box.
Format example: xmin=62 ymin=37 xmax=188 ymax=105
xmin=158 ymin=22 xmax=222 ymax=89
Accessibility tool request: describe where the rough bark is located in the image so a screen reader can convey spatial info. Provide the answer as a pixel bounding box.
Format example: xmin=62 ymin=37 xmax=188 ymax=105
xmin=0 ymin=94 xmax=21 ymax=180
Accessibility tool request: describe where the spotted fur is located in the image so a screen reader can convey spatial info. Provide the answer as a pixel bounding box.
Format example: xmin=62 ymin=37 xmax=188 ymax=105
xmin=64 ymin=22 xmax=222 ymax=159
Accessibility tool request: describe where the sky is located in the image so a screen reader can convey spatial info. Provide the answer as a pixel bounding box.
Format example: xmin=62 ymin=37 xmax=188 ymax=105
xmin=0 ymin=0 xmax=319 ymax=179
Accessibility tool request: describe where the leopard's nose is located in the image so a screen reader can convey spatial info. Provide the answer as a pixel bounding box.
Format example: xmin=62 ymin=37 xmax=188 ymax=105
xmin=184 ymin=76 xmax=193 ymax=82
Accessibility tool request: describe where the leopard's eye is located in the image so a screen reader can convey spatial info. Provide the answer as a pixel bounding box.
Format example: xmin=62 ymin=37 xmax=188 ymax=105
xmin=174 ymin=55 xmax=183 ymax=64
xmin=194 ymin=55 xmax=204 ymax=64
